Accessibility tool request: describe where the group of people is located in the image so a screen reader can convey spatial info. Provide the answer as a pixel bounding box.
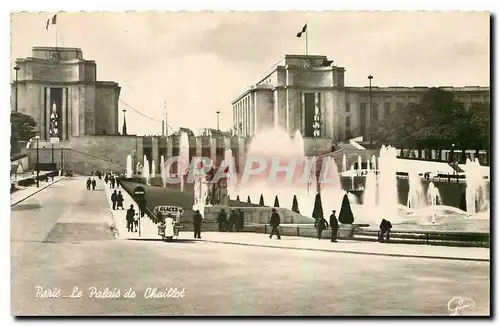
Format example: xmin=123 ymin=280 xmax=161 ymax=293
xmin=86 ymin=177 xmax=97 ymax=190
xmin=216 ymin=209 xmax=245 ymax=232
xmin=314 ymin=210 xmax=340 ymax=242
xmin=105 ymin=172 xmax=120 ymax=189
xmin=110 ymin=190 xmax=125 ymax=210
xmin=126 ymin=204 xmax=140 ymax=232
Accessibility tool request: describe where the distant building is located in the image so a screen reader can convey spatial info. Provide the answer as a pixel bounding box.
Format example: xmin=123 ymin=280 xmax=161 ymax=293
xmin=11 ymin=46 xmax=121 ymax=140
xmin=231 ymin=54 xmax=490 ymax=141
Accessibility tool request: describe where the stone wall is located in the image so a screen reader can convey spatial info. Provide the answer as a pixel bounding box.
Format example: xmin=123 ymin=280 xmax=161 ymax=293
xmin=203 ymin=206 xmax=314 ymax=224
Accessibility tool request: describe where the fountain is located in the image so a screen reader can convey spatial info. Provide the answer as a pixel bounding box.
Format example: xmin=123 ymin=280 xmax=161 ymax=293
xmin=357 ymin=156 xmax=362 ymax=173
xmin=151 ymin=160 xmax=156 ymax=178
xmin=363 ymin=170 xmax=377 ymax=207
xmin=342 ymin=154 xmax=347 ymax=172
xmin=126 ymin=155 xmax=132 ymax=178
xmin=427 ymin=182 xmax=441 ymax=206
xmin=366 ymin=158 xmax=371 ymax=173
xmin=179 ymin=132 xmax=190 ymax=192
xmin=319 ymin=156 xmax=344 ymax=214
xmin=377 ymin=145 xmax=399 ymax=219
xmin=464 ymin=158 xmax=489 ymax=214
xmin=160 ymin=155 xmax=166 ymax=187
xmin=237 ymin=128 xmax=310 ymax=212
xmin=222 ymin=148 xmax=237 ymax=200
xmin=407 ymin=171 xmax=426 ymax=209
xmin=143 ymin=155 xmax=150 ymax=185
xmin=371 ymin=155 xmax=377 ymax=170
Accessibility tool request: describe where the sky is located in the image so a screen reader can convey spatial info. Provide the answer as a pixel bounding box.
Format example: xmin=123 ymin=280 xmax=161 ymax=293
xmin=10 ymin=11 xmax=490 ymax=136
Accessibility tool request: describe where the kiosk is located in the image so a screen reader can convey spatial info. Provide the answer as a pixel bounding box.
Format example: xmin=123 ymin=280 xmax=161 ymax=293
xmin=155 ymin=205 xmax=183 ymax=241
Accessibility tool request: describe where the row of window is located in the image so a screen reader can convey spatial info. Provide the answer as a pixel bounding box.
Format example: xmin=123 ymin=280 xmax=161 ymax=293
xmin=345 ymin=101 xmax=404 ymax=114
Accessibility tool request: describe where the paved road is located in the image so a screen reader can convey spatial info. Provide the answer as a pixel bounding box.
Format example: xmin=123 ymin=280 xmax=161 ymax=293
xmin=11 ymin=177 xmax=490 ymax=316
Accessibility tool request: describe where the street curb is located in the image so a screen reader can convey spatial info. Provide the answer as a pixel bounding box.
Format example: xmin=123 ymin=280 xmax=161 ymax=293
xmin=199 ymin=239 xmax=489 ymax=262
xmin=11 ymin=176 xmax=65 ymax=207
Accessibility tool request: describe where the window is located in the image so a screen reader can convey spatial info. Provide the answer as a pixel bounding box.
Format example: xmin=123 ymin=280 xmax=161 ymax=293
xmin=345 ymin=101 xmax=350 ymax=113
xmin=360 ymin=103 xmax=367 ymax=137
xmin=384 ymin=102 xmax=391 ymax=117
xmin=345 ymin=116 xmax=351 ymax=131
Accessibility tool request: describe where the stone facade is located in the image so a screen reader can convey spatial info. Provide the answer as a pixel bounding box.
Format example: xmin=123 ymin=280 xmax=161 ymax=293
xmin=232 ymin=54 xmax=490 ymax=142
xmin=11 ymin=46 xmax=121 ymax=140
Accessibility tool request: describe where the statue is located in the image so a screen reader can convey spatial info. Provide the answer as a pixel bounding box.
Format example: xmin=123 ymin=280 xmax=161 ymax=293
xmin=49 ymin=102 xmax=59 ymax=138
xmin=313 ymin=100 xmax=322 ymax=137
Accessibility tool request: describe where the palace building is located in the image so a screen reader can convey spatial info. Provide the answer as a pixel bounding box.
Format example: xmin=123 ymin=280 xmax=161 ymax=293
xmin=231 ymin=54 xmax=490 ymax=142
xmin=11 ymin=46 xmax=121 ymax=140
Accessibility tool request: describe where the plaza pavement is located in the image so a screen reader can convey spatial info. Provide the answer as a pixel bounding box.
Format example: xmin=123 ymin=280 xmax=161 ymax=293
xmin=11 ymin=176 xmax=490 ymax=316
xmin=10 ymin=172 xmax=63 ymax=206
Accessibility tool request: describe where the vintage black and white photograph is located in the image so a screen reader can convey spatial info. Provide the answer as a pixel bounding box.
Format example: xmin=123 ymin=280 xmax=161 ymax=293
xmin=9 ymin=10 xmax=490 ymax=316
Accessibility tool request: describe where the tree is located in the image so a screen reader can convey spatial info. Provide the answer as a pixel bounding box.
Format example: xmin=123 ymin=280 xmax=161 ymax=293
xmin=312 ymin=193 xmax=324 ymax=221
xmin=376 ymin=88 xmax=489 ymax=160
xmin=259 ymin=194 xmax=265 ymax=206
xmin=11 ymin=112 xmax=37 ymax=155
xmin=273 ymin=195 xmax=280 ymax=208
xmin=247 ymin=196 xmax=251 ymax=204
xmin=291 ymin=195 xmax=300 ymax=214
xmin=236 ymin=195 xmax=240 ymax=202
xmin=338 ymin=194 xmax=354 ymax=224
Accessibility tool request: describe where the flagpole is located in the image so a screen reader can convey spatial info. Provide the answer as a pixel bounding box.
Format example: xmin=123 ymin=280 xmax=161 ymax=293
xmin=305 ymin=21 xmax=308 ymax=56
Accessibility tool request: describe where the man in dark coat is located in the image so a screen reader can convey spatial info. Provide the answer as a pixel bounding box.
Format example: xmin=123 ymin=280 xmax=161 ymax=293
xmin=228 ymin=210 xmax=237 ymax=232
xmin=126 ymin=205 xmax=135 ymax=232
xmin=316 ymin=217 xmax=329 ymax=240
xmin=111 ymin=190 xmax=118 ymax=210
xmin=269 ymin=208 xmax=281 ymax=240
xmin=216 ymin=209 xmax=228 ymax=232
xmin=379 ymin=219 xmax=392 ymax=243
xmin=86 ymin=178 xmax=91 ymax=190
xmin=237 ymin=209 xmax=244 ymax=231
xmin=330 ymin=210 xmax=339 ymax=242
xmin=193 ymin=210 xmax=203 ymax=239
xmin=117 ymin=191 xmax=124 ymax=209
xmin=91 ymin=178 xmax=97 ymax=190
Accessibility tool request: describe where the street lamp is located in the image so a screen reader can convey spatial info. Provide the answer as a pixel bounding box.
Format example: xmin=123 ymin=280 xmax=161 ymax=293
xmin=368 ymin=75 xmax=374 ymax=149
xmin=35 ymin=136 xmax=40 ymax=188
xmin=122 ymin=109 xmax=127 ymax=135
xmin=216 ymin=111 xmax=220 ymax=131
xmin=51 ymin=143 xmax=55 ymax=181
xmin=451 ymin=143 xmax=456 ymax=163
xmin=14 ymin=65 xmax=20 ymax=113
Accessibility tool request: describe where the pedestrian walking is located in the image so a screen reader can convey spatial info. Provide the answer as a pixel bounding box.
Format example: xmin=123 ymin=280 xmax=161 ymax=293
xmin=216 ymin=209 xmax=228 ymax=232
xmin=86 ymin=177 xmax=91 ymax=190
xmin=269 ymin=208 xmax=281 ymax=240
xmin=193 ymin=210 xmax=203 ymax=239
xmin=104 ymin=174 xmax=109 ymax=185
xmin=115 ymin=176 xmax=120 ymax=188
xmin=329 ymin=210 xmax=339 ymax=242
xmin=126 ymin=205 xmax=135 ymax=232
xmin=91 ymin=178 xmax=97 ymax=190
xmin=379 ymin=219 xmax=392 ymax=243
xmin=228 ymin=210 xmax=237 ymax=232
xmin=316 ymin=217 xmax=329 ymax=240
xmin=111 ymin=190 xmax=118 ymax=210
xmin=117 ymin=191 xmax=124 ymax=209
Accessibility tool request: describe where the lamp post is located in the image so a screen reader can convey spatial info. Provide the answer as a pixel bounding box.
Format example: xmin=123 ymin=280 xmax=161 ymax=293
xmin=451 ymin=143 xmax=455 ymax=163
xmin=122 ymin=109 xmax=127 ymax=135
xmin=216 ymin=111 xmax=220 ymax=131
xmin=61 ymin=145 xmax=64 ymax=175
xmin=51 ymin=143 xmax=55 ymax=181
xmin=14 ymin=65 xmax=20 ymax=113
xmin=368 ymin=75 xmax=374 ymax=149
xmin=35 ymin=136 xmax=40 ymax=188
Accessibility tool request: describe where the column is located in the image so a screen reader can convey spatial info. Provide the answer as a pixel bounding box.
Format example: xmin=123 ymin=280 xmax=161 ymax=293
xmin=67 ymin=87 xmax=73 ymax=138
xmin=45 ymin=88 xmax=51 ymax=140
xmin=286 ymin=88 xmax=290 ymax=134
xmin=61 ymin=88 xmax=67 ymax=140
xmin=273 ymin=90 xmax=278 ymax=128
xmin=238 ymin=137 xmax=245 ymax=174
xmin=254 ymin=92 xmax=258 ymax=134
xmin=152 ymin=137 xmax=159 ymax=174
xmin=166 ymin=136 xmax=173 ymax=159
xmin=301 ymin=92 xmax=305 ymax=135
xmin=195 ymin=136 xmax=202 ymax=159
xmin=210 ymin=137 xmax=217 ymax=165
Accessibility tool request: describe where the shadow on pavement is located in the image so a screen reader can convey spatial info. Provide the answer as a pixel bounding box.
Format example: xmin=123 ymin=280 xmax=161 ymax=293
xmin=126 ymin=238 xmax=197 ymax=244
